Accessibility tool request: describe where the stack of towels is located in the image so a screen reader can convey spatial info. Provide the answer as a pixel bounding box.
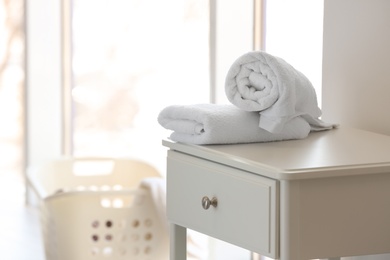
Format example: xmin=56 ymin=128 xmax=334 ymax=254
xmin=158 ymin=51 xmax=336 ymax=145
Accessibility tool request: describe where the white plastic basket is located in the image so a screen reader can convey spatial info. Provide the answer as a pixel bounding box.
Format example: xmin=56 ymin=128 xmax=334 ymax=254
xmin=27 ymin=157 xmax=169 ymax=260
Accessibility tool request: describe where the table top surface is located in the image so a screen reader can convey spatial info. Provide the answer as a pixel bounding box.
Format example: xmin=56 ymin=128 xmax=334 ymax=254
xmin=163 ymin=126 xmax=390 ymax=180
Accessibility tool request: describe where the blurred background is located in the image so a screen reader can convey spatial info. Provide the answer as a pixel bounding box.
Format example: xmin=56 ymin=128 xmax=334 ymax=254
xmin=0 ymin=0 xmax=323 ymax=259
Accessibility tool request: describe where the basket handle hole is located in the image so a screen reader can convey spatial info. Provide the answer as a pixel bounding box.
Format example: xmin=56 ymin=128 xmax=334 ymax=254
xmin=112 ymin=198 xmax=124 ymax=208
xmin=102 ymin=247 xmax=113 ymax=256
xmin=144 ymin=232 xmax=152 ymax=241
xmin=144 ymin=246 xmax=152 ymax=255
xmin=92 ymin=234 xmax=99 ymax=242
xmin=91 ymin=247 xmax=100 ymax=255
xmin=132 ymin=219 xmax=140 ymax=228
xmin=106 ymin=220 xmax=113 ymax=228
xmin=101 ymin=198 xmax=111 ymax=208
xmin=92 ymin=220 xmax=99 ymax=228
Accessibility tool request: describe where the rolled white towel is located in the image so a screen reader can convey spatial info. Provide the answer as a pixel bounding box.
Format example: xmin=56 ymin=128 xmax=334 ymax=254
xmin=157 ymin=103 xmax=311 ymax=145
xmin=225 ymin=51 xmax=335 ymax=133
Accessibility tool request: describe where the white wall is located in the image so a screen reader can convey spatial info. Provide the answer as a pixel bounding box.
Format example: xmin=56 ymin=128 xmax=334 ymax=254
xmin=322 ymin=0 xmax=390 ymax=136
xmin=26 ymin=0 xmax=63 ymax=168
xmin=322 ymin=1 xmax=390 ymax=259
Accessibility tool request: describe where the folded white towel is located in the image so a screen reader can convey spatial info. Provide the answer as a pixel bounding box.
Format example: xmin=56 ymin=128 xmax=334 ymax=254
xmin=140 ymin=177 xmax=208 ymax=260
xmin=157 ymin=103 xmax=311 ymax=145
xmin=225 ymin=51 xmax=335 ymax=133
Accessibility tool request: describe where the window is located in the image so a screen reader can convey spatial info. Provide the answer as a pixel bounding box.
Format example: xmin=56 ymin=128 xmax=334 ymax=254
xmin=0 ymin=0 xmax=25 ymax=180
xmin=69 ymin=0 xmax=255 ymax=175
xmin=71 ymin=0 xmax=210 ymax=173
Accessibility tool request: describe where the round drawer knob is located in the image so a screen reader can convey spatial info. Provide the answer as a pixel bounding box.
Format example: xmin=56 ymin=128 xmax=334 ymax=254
xmin=202 ymin=196 xmax=218 ymax=210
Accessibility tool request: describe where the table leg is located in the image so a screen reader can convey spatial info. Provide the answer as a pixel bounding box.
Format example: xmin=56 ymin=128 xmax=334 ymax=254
xmin=280 ymin=180 xmax=301 ymax=260
xmin=170 ymin=223 xmax=187 ymax=260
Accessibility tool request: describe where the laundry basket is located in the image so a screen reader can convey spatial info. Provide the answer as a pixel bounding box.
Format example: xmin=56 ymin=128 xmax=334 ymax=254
xmin=26 ymin=157 xmax=169 ymax=260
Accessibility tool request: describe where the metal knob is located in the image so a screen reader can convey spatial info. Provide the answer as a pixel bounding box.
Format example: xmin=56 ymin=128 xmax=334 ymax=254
xmin=202 ymin=196 xmax=218 ymax=210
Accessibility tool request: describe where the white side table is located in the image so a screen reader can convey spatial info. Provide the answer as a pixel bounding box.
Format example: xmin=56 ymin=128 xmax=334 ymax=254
xmin=164 ymin=127 xmax=390 ymax=260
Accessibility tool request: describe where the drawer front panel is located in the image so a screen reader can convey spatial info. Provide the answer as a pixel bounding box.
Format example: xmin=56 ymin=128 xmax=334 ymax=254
xmin=167 ymin=151 xmax=278 ymax=257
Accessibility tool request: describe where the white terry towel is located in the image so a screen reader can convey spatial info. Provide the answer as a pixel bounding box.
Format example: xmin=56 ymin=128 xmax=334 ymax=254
xmin=157 ymin=103 xmax=311 ymax=145
xmin=225 ymin=51 xmax=335 ymax=133
xmin=140 ymin=177 xmax=208 ymax=260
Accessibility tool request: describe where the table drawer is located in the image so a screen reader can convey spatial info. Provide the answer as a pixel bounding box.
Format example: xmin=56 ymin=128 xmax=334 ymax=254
xmin=167 ymin=151 xmax=278 ymax=258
